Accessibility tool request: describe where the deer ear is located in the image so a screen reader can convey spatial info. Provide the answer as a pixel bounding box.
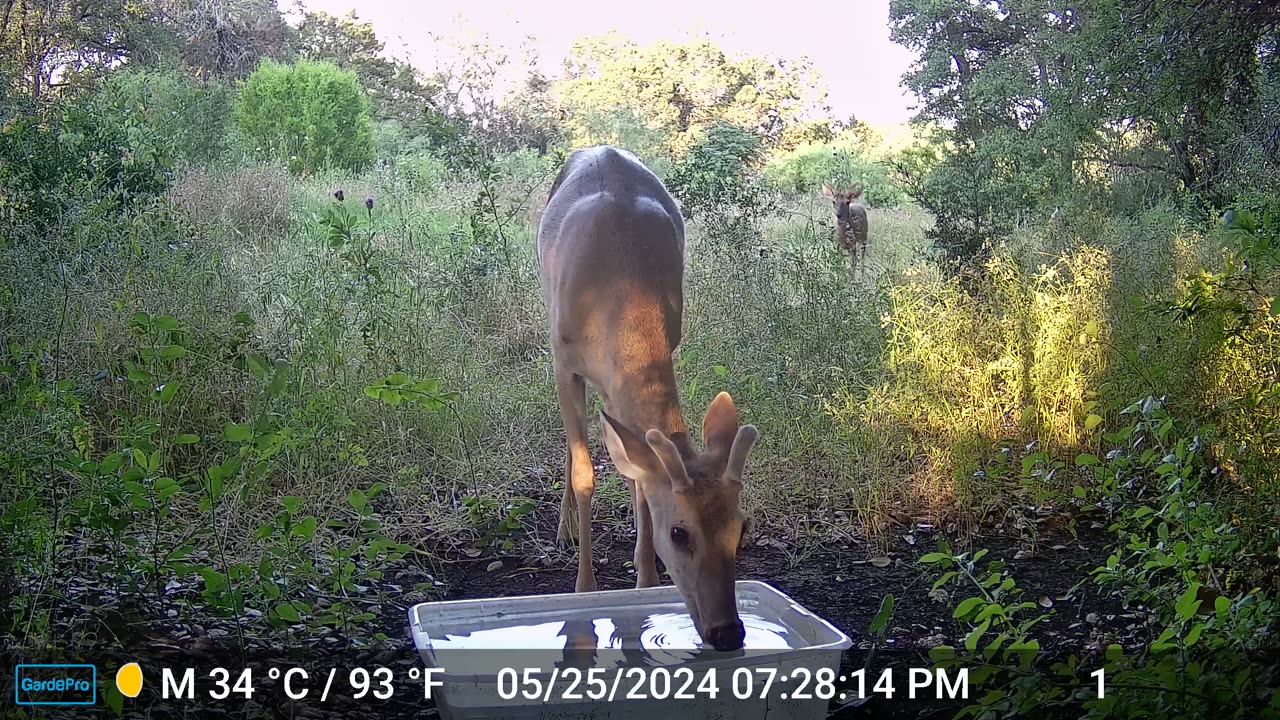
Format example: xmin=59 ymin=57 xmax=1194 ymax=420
xmin=645 ymin=429 xmax=694 ymax=493
xmin=702 ymin=392 xmax=740 ymax=454
xmin=725 ymin=425 xmax=758 ymax=484
xmin=601 ymin=412 xmax=662 ymax=479
xmin=822 ymin=184 xmax=835 ymax=199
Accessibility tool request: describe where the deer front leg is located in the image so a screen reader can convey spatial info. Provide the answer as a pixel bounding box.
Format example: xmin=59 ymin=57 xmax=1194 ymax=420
xmin=555 ymin=369 xmax=597 ymax=592
xmin=628 ymin=478 xmax=659 ymax=588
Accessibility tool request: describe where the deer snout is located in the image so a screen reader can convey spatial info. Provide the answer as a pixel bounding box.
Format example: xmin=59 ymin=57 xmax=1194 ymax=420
xmin=704 ymin=619 xmax=746 ymax=651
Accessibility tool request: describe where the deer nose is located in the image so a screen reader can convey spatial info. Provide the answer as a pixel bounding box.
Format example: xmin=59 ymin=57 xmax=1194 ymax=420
xmin=705 ymin=620 xmax=746 ymax=651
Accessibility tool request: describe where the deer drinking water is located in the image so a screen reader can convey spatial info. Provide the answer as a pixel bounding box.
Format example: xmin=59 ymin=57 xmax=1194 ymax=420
xmin=823 ymin=183 xmax=869 ymax=277
xmin=536 ymin=145 xmax=760 ymax=652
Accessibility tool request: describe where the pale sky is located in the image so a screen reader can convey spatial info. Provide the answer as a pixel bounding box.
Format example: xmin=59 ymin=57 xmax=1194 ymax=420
xmin=289 ymin=0 xmax=918 ymax=129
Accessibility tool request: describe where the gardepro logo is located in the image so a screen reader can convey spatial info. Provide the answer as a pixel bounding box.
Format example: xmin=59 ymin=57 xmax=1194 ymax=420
xmin=14 ymin=664 xmax=98 ymax=705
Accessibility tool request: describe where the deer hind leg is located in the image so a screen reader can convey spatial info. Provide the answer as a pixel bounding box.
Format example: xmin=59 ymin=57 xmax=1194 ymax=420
xmin=628 ymin=478 xmax=659 ymax=588
xmin=554 ymin=368 xmax=597 ymax=592
xmin=557 ymin=454 xmax=577 ymax=543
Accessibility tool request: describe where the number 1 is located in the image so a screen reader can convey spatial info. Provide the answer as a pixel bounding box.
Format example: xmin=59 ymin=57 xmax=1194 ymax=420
xmin=1090 ymin=668 xmax=1105 ymax=698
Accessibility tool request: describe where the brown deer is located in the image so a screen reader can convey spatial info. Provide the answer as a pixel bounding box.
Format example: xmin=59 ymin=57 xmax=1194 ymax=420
xmin=536 ymin=145 xmax=759 ymax=652
xmin=823 ymin=183 xmax=869 ymax=277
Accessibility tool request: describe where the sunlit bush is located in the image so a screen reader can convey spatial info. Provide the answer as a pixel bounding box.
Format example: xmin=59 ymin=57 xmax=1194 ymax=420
xmin=235 ymin=59 xmax=374 ymax=175
xmin=764 ymin=144 xmax=904 ymax=208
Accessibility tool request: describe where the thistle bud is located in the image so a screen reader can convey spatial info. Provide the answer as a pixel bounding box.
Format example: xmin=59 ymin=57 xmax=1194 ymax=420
xmin=334 ymin=189 xmax=345 ymax=202
xmin=365 ymin=197 xmax=375 ymax=210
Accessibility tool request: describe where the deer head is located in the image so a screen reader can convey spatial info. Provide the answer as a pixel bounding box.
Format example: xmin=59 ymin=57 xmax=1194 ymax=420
xmin=599 ymin=392 xmax=758 ymax=651
xmin=822 ymin=183 xmax=864 ymax=226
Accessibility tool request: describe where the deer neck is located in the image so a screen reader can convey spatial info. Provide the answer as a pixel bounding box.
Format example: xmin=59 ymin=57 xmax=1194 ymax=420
xmin=605 ymin=358 xmax=689 ymax=439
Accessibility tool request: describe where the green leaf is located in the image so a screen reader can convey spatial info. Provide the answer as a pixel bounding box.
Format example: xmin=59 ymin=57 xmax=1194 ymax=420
xmin=174 ymin=433 xmax=200 ymax=444
xmin=105 ymin=682 xmax=124 ymax=716
xmin=274 ymin=603 xmax=301 ymax=622
xmin=1215 ymin=595 xmax=1230 ymax=619
xmin=1075 ymin=453 xmax=1100 ymax=467
xmin=919 ymin=552 xmax=948 ymax=563
xmin=153 ymin=315 xmax=179 ymax=331
xmin=126 ymin=363 xmax=152 ymax=384
xmin=964 ymin=619 xmax=990 ymax=651
xmin=1105 ymin=644 xmax=1123 ymax=662
xmin=291 ymin=515 xmax=318 ymax=540
xmin=1175 ymin=583 xmax=1203 ymax=621
xmin=348 ymin=489 xmax=368 ymax=513
xmin=280 ymin=496 xmax=302 ymax=514
xmin=1270 ymin=296 xmax=1279 ymax=317
xmin=1185 ymin=623 xmax=1205 ymax=647
xmin=932 ymin=571 xmax=958 ymax=590
xmin=1084 ymin=414 xmax=1104 ymax=432
xmin=928 ymin=645 xmax=955 ymax=663
xmin=206 ymin=473 xmax=224 ymax=501
xmin=870 ymin=594 xmax=895 ymax=636
xmin=224 ymin=423 xmax=253 ymax=443
xmin=246 ymin=354 xmax=270 ymax=377
xmin=160 ymin=344 xmax=187 ymax=360
xmin=159 ymin=381 xmax=179 ymax=403
xmin=266 ymin=363 xmax=290 ymax=397
xmin=387 ymin=371 xmax=409 ymax=385
xmin=954 ymin=596 xmax=983 ymax=619
xmin=974 ymin=602 xmax=1003 ymax=623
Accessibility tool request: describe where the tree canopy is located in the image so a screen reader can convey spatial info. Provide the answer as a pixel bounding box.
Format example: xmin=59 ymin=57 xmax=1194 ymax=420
xmin=888 ymin=0 xmax=1280 ymax=261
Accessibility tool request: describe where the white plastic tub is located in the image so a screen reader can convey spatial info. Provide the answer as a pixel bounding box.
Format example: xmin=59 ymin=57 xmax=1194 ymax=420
xmin=408 ymin=580 xmax=852 ymax=720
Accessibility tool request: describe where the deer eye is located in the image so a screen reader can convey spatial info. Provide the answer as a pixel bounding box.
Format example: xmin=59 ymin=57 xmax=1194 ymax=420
xmin=670 ymin=526 xmax=691 ymax=549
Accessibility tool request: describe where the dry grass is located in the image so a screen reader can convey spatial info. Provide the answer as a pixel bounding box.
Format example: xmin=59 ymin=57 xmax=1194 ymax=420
xmin=169 ymin=161 xmax=291 ymax=248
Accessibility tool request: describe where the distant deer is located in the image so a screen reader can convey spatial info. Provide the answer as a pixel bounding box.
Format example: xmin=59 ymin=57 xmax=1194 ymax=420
xmin=823 ymin=183 xmax=869 ymax=277
xmin=537 ymin=145 xmax=759 ymax=652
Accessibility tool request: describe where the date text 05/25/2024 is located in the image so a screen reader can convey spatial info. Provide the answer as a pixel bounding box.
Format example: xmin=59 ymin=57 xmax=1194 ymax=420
xmin=494 ymin=665 xmax=1112 ymax=703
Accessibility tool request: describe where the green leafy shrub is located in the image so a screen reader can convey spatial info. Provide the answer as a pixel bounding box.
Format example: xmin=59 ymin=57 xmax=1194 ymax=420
xmin=919 ymin=394 xmax=1280 ymax=719
xmin=667 ymin=122 xmax=770 ymax=221
xmin=234 ymin=59 xmax=375 ymax=175
xmin=828 ymin=249 xmax=1110 ymax=518
xmin=94 ymin=67 xmax=234 ymax=165
xmin=1 ymin=89 xmax=177 ymax=231
xmin=764 ymin=144 xmax=904 ymax=207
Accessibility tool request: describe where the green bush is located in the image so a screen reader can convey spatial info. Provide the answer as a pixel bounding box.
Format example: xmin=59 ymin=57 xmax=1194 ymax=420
xmin=94 ymin=67 xmax=234 ymax=165
xmin=764 ymin=143 xmax=904 ymax=207
xmin=234 ymin=59 xmax=374 ymax=175
xmin=0 ymin=86 xmax=176 ymax=232
xmin=666 ymin=122 xmax=770 ymax=221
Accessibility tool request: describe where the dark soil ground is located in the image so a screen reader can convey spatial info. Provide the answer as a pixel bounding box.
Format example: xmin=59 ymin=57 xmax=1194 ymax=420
xmin=7 ymin=461 xmax=1146 ymax=720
